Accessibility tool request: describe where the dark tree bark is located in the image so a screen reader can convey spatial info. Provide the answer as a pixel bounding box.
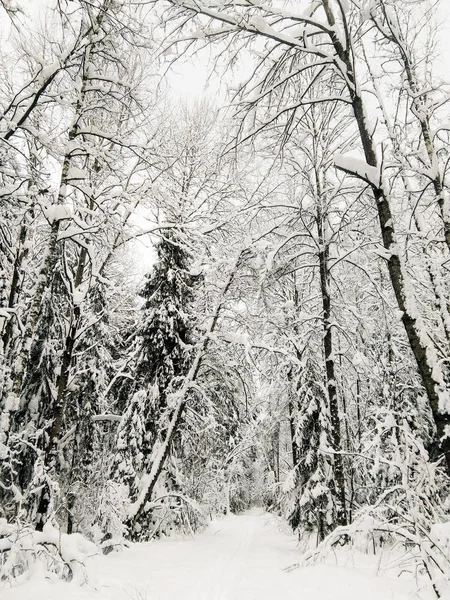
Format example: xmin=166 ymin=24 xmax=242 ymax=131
xmin=315 ymin=165 xmax=347 ymax=527
xmin=34 ymin=246 xmax=88 ymax=531
xmin=322 ymin=0 xmax=450 ymax=475
xmin=287 ymin=371 xmax=299 ymax=470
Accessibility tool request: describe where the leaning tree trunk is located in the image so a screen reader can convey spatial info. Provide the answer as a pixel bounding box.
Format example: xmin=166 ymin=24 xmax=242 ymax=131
xmin=322 ymin=0 xmax=450 ymax=475
xmin=363 ymin=46 xmax=450 ymax=346
xmin=126 ymin=250 xmax=247 ymax=534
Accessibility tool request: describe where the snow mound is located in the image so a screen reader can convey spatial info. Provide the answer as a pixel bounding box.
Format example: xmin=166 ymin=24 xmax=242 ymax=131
xmin=0 ymin=519 xmax=98 ymax=589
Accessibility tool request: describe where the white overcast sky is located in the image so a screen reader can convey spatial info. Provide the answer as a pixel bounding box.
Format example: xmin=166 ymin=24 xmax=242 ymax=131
xmin=5 ymin=1 xmax=450 ymax=102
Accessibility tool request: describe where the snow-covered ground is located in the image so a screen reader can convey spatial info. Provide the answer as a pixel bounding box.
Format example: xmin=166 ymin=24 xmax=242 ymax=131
xmin=2 ymin=509 xmax=440 ymax=600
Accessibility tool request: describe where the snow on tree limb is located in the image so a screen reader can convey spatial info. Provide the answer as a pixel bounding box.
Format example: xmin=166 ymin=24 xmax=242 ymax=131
xmin=334 ymin=153 xmax=380 ymax=187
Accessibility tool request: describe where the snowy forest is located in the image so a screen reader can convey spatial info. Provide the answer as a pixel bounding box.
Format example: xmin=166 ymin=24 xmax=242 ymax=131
xmin=1 ymin=0 xmax=450 ymax=598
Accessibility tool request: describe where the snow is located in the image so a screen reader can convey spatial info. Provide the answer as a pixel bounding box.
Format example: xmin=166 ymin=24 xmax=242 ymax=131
xmin=371 ymin=245 xmax=392 ymax=260
xmin=362 ymin=0 xmax=376 ymax=21
xmin=249 ymin=16 xmax=276 ymax=37
xmin=334 ymin=154 xmax=380 ymax=186
xmin=43 ymin=204 xmax=71 ymax=223
xmin=339 ymin=0 xmax=350 ymax=14
xmin=0 ymin=520 xmax=98 ymax=587
xmin=67 ymin=167 xmax=87 ymax=181
xmin=2 ymin=510 xmax=437 ymax=600
xmin=430 ymin=521 xmax=450 ymax=552
xmin=72 ymin=288 xmax=86 ymax=305
xmin=0 ymin=185 xmax=19 ymax=197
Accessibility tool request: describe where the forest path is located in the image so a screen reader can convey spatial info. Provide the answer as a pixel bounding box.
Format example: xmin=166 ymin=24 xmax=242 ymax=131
xmin=3 ymin=509 xmax=423 ymax=600
xmin=99 ymin=508 xmax=299 ymax=600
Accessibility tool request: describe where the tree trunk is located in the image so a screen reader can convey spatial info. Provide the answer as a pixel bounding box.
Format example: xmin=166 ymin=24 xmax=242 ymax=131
xmin=126 ymin=250 xmax=246 ymax=535
xmin=316 ymin=190 xmax=347 ymax=527
xmin=373 ymin=2 xmax=450 ymax=252
xmin=322 ymin=0 xmax=450 ymax=474
xmin=287 ymin=371 xmax=299 ymax=469
xmin=34 ymin=242 xmax=89 ymax=530
xmin=2 ymin=219 xmax=31 ymax=351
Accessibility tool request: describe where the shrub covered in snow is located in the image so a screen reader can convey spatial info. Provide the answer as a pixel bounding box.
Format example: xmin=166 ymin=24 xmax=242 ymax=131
xmin=0 ymin=519 xmax=98 ymax=587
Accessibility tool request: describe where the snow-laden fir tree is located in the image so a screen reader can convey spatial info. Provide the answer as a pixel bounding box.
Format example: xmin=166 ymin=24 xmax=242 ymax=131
xmin=110 ymin=229 xmax=200 ymax=540
xmin=284 ymin=358 xmax=336 ymax=544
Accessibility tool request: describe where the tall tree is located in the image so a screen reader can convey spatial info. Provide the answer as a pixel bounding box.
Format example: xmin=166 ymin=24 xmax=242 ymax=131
xmin=111 ymin=230 xmax=199 ymax=538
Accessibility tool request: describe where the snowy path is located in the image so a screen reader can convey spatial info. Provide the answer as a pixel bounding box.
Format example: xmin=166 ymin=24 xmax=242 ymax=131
xmin=3 ymin=509 xmax=428 ymax=600
xmin=95 ymin=508 xmax=299 ymax=600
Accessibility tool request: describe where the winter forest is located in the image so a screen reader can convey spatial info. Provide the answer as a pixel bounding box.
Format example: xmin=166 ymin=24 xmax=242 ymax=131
xmin=1 ymin=0 xmax=450 ymax=598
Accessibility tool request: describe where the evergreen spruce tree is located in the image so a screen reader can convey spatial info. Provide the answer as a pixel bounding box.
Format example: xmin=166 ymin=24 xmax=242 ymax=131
xmin=111 ymin=230 xmax=200 ymax=540
xmin=284 ymin=359 xmax=336 ymax=543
